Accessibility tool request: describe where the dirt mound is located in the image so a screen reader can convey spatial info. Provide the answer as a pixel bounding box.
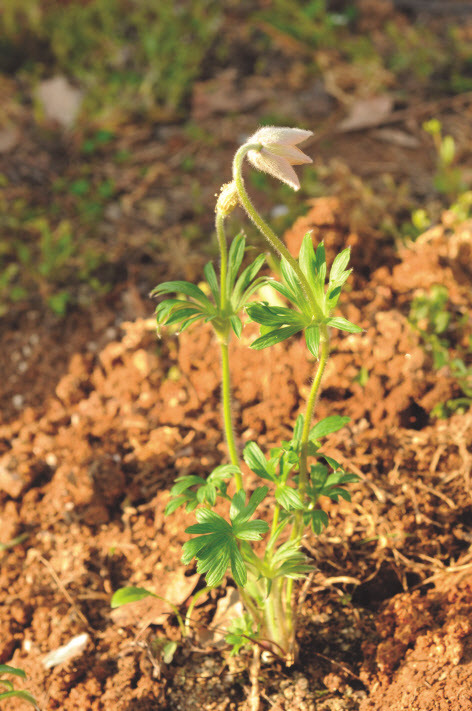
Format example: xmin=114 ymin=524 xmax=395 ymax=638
xmin=1 ymin=203 xmax=471 ymax=709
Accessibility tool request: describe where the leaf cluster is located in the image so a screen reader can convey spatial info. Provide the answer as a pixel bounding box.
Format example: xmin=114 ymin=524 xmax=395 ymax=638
xmin=182 ymin=487 xmax=269 ymax=587
xmin=246 ymin=234 xmax=361 ymax=356
xmin=0 ymin=665 xmax=38 ymax=709
xmin=152 ymin=233 xmax=266 ymax=339
xmin=225 ymin=613 xmax=258 ymax=656
xmin=244 ymin=414 xmax=357 ymax=534
xmin=165 ymin=464 xmax=240 ymax=515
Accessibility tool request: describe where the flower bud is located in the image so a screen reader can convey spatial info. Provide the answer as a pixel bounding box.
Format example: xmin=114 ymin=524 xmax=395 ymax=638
xmin=216 ymin=181 xmax=239 ymax=215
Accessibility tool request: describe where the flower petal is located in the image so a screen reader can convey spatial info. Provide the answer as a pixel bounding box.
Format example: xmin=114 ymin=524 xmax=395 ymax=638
xmin=248 ymin=149 xmax=301 ymax=190
xmin=248 ymin=126 xmax=313 ymax=147
xmin=270 ymin=144 xmax=313 ymax=165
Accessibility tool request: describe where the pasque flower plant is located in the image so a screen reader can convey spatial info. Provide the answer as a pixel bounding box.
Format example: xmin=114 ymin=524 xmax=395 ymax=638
xmin=112 ymin=126 xmax=360 ymax=671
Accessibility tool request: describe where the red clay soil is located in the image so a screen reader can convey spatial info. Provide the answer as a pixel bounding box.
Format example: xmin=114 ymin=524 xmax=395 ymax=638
xmin=1 ymin=200 xmax=472 ymax=710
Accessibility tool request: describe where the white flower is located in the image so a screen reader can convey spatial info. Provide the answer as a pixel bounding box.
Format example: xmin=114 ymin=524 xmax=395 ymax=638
xmin=246 ymin=126 xmax=313 ymax=191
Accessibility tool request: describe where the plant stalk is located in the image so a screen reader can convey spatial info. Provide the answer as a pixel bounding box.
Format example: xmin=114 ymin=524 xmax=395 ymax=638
xmin=215 ymin=210 xmax=242 ymax=490
xmin=220 ymin=342 xmax=242 ymax=489
xmin=215 ymin=210 xmax=228 ymax=313
xmin=295 ymin=322 xmax=330 ymax=537
xmin=232 ymin=144 xmax=323 ymax=320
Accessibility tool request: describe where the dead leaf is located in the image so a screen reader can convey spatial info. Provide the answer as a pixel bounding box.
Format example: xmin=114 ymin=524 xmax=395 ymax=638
xmin=199 ymin=587 xmax=244 ymax=647
xmin=111 ymin=570 xmax=199 ymax=628
xmin=338 ymin=95 xmax=394 ymax=132
xmin=192 ymin=69 xmax=269 ymax=121
xmin=373 ymin=128 xmax=420 ymax=148
xmin=37 ymin=76 xmax=83 ymax=129
xmin=0 ymin=127 xmax=18 ymax=153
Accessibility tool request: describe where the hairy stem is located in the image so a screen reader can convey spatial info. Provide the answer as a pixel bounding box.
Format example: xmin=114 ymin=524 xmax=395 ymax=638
xmin=215 ymin=211 xmax=242 ymax=489
xmin=220 ymin=341 xmax=242 ymax=490
xmin=215 ymin=210 xmax=228 ymax=313
xmin=232 ymin=144 xmax=323 ymax=320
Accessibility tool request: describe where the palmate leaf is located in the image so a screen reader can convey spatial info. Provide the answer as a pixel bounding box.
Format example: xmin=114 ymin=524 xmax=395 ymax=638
xmin=230 ymin=315 xmax=242 ymax=338
xmin=230 ymin=486 xmax=268 ymax=524
xmin=250 ymin=324 xmax=304 ymax=350
xmin=246 ymin=303 xmax=307 ymax=328
xmin=110 ymin=586 xmax=155 ymax=607
xmin=275 ymin=485 xmax=304 ymax=511
xmin=243 ymin=442 xmax=276 ymax=481
xmin=0 ymin=690 xmax=39 ymax=707
xmin=326 ymin=316 xmax=362 ymax=333
xmin=227 ymin=233 xmax=246 ymax=297
xmin=280 ymin=258 xmax=309 ymax=314
xmin=232 ymin=254 xmax=266 ymax=308
xmin=183 ymin=490 xmax=269 ymax=587
xmin=0 ymin=666 xmax=26 ymax=679
xmin=306 ymin=509 xmax=329 ymax=534
xmin=305 ymin=324 xmax=320 ymax=358
xmin=203 ymin=262 xmax=220 ymax=305
xmin=263 ymin=541 xmax=313 ymax=584
xmin=309 ymin=415 xmax=350 ymax=441
xmin=151 ymin=280 xmax=211 ymax=308
xmin=166 ymin=464 xmax=238 ymax=514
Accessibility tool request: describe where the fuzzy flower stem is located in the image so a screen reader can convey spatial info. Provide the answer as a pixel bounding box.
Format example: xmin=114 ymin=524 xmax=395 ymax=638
xmin=215 ymin=210 xmax=228 ymax=314
xmin=233 ymin=144 xmax=322 ymax=320
xmin=214 ymin=211 xmax=243 ymax=491
xmin=220 ymin=341 xmax=243 ymax=491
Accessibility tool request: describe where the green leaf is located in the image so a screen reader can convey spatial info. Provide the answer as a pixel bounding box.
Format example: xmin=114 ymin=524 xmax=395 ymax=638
xmin=165 ymin=495 xmax=190 ymax=516
xmin=314 ymin=242 xmax=326 ymax=277
xmin=232 ymin=486 xmax=269 ymax=525
xmin=265 ymin=278 xmax=296 ymax=304
xmin=230 ymin=315 xmax=242 ymax=338
xmin=187 ymin=508 xmax=232 ymax=534
xmin=250 ymin=324 xmax=303 ymax=350
xmin=310 ymin=415 xmax=350 ymax=440
xmin=326 ymin=317 xmax=362 ymax=333
xmin=203 ymin=262 xmax=220 ymax=305
xmin=111 ymin=586 xmax=154 ymax=608
xmin=162 ymin=640 xmax=178 ymax=664
xmin=208 ymin=464 xmax=241 ymax=482
xmin=246 ymin=303 xmax=306 ymax=328
xmin=322 ymin=454 xmax=345 ymax=470
xmin=0 ymin=690 xmax=38 ymax=707
xmin=280 ymin=258 xmax=306 ymax=310
xmin=151 ymin=280 xmax=210 ymax=307
xmin=233 ymin=254 xmax=266 ymax=307
xmin=292 ymin=414 xmax=304 ymax=442
xmin=182 ymin=488 xmax=268 ymax=588
xmin=329 ymin=248 xmax=351 ymax=285
xmin=309 ymin=509 xmax=329 ymax=534
xmin=229 ymin=490 xmax=246 ymax=520
xmin=0 ymin=666 xmax=26 ymax=679
xmin=179 ymin=315 xmax=206 ymax=332
xmin=170 ymin=475 xmax=206 ymax=496
xmin=275 ymin=486 xmax=305 ymax=511
xmin=229 ymin=545 xmax=247 ymax=586
xmin=233 ymin=519 xmax=269 ymax=540
xmin=194 ymin=537 xmax=232 ymax=587
xmin=243 ymin=442 xmax=276 ymax=481
xmin=327 ymin=285 xmax=342 ymax=308
xmin=165 ymin=307 xmax=203 ymax=326
xmin=227 ymin=233 xmax=246 ymax=295
xmin=298 ymin=233 xmax=317 ymax=289
xmin=305 ymin=325 xmax=320 ymax=358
